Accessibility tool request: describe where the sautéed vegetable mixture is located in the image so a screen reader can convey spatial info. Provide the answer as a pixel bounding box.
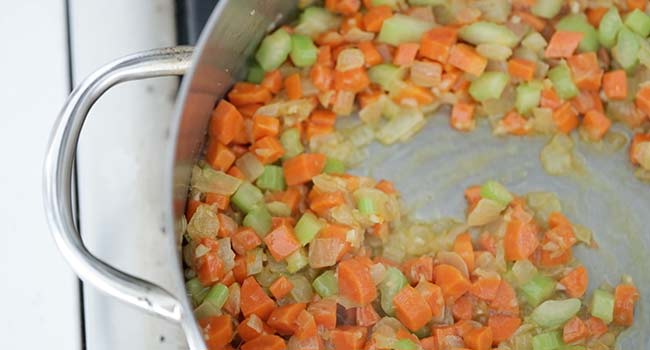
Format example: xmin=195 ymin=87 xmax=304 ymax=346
xmin=183 ymin=1 xmax=644 ymax=349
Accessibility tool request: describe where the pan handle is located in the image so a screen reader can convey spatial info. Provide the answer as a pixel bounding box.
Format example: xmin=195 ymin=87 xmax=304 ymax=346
xmin=43 ymin=47 xmax=206 ymax=350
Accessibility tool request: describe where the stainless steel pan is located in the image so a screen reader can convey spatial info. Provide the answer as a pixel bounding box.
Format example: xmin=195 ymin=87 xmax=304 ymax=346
xmin=44 ymin=1 xmax=649 ymax=349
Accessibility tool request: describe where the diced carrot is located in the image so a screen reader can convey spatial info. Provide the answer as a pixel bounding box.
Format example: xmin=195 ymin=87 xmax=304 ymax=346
xmin=264 ymin=224 xmax=301 ymax=261
xmin=218 ymin=213 xmax=238 ymax=238
xmin=237 ymin=314 xmax=275 ymax=342
xmin=205 ymin=141 xmax=236 ymax=172
xmin=585 ymin=316 xmax=608 ymax=338
xmin=602 ymin=70 xmax=627 ymax=100
xmin=538 ymin=240 xmax=573 ymax=267
xmin=559 ymin=266 xmax=588 ymax=298
xmin=271 ymin=216 xmax=296 ymax=229
xmin=269 ymin=276 xmax=293 ymax=300
xmin=358 ymin=85 xmax=383 ymax=108
xmin=358 ymin=41 xmax=383 ymax=67
xmin=336 ymin=0 xmax=361 ymax=16
xmin=508 ymin=58 xmax=536 ymax=81
xmin=504 ymin=219 xmax=539 ymax=261
xmin=416 ymin=280 xmax=445 ymax=318
xmin=470 ymin=277 xmax=501 ymax=302
xmin=240 ymin=335 xmax=286 ymax=350
xmin=630 ymin=133 xmax=650 ymax=165
xmin=305 ymin=122 xmax=334 ymax=140
xmin=334 ymin=67 xmax=370 ymax=92
xmin=205 ymin=193 xmax=230 ymax=210
xmin=563 ymin=316 xmax=588 ymax=343
xmin=452 ymin=294 xmax=474 ymax=321
xmin=196 ymin=245 xmax=225 ymax=285
xmin=363 ymin=5 xmax=392 ymax=32
xmin=451 ymin=102 xmax=476 ymax=132
xmin=210 ymin=100 xmax=244 ymax=145
xmin=434 ymin=264 xmax=471 ymax=301
xmin=545 ymin=224 xmax=576 ymax=253
xmin=432 ymin=325 xmax=458 ymax=350
xmin=316 ymin=30 xmax=345 ymax=47
xmin=375 ymin=179 xmax=396 ymax=194
xmin=567 ymin=52 xmax=603 ymax=91
xmin=267 ymin=302 xmax=306 ymax=335
xmin=294 ymin=309 xmax=318 ymax=340
xmin=220 ymin=271 xmax=235 ymax=287
xmin=309 ymin=191 xmax=346 ymax=215
xmin=448 ymin=44 xmax=487 ymax=77
xmin=227 ymin=165 xmax=245 ymax=180
xmin=311 ymin=109 xmax=337 ymax=127
xmin=262 ymin=70 xmax=283 ymax=94
xmin=317 ymin=45 xmax=333 ymax=67
xmin=582 ymin=110 xmax=611 ymax=141
xmin=199 ymin=315 xmax=233 ymax=348
xmin=548 ymin=211 xmax=571 ymax=228
xmin=252 ymin=115 xmax=280 ymax=140
xmin=241 ymin=277 xmax=276 ymax=320
xmin=552 ymin=102 xmax=579 ymax=134
xmin=635 ymin=85 xmax=650 ymax=116
xmin=464 ymin=185 xmax=481 ymax=210
xmin=283 ymin=153 xmax=327 ymax=186
xmin=329 ymin=326 xmax=367 ymax=350
xmin=228 ymin=82 xmax=272 ymax=106
xmin=627 ymin=0 xmax=646 ymax=11
xmin=613 ymin=284 xmax=640 ymax=326
xmin=545 ymin=31 xmax=584 ymax=58
xmin=356 ymin=304 xmax=381 ymax=327
xmin=238 ymin=103 xmax=262 ymax=118
xmin=393 ymin=82 xmax=436 ymax=106
xmin=488 ymin=315 xmax=521 ymax=344
xmin=489 ymin=280 xmax=519 ymax=315
xmin=285 ymin=73 xmax=303 ymax=100
xmin=185 ymin=199 xmax=201 ymax=221
xmin=402 ymin=256 xmax=434 ymax=284
xmin=478 ymin=233 xmax=497 ymax=255
xmin=540 ymin=88 xmax=562 ymax=110
xmin=393 ymin=43 xmax=420 ymax=66
xmin=279 ymin=187 xmax=303 ymax=213
xmin=233 ymin=255 xmax=247 ymax=284
xmin=393 ymin=285 xmax=433 ymax=331
xmin=463 ymin=326 xmax=493 ymax=350
xmin=571 ymin=90 xmax=603 ymax=114
xmin=499 ymin=111 xmax=531 ymax=136
xmin=587 ymin=7 xmax=609 ymax=27
xmin=311 ymin=64 xmax=333 ymax=92
xmin=308 ymin=299 xmax=337 ymax=330
xmin=420 ymin=336 xmax=436 ymax=350
xmin=338 ymin=258 xmax=378 ymax=306
xmin=453 ymin=233 xmax=475 ymax=272
xmin=251 ymin=136 xmax=285 ymax=164
xmin=420 ymin=27 xmax=458 ymax=63
xmin=513 ymin=11 xmax=546 ymax=32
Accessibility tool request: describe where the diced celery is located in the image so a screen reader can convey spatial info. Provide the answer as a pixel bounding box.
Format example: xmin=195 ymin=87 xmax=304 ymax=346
xmin=256 ymin=165 xmax=286 ymax=192
xmin=548 ymin=64 xmax=578 ymax=100
xmin=186 ymin=277 xmax=209 ymax=306
xmin=531 ymin=0 xmax=563 ymax=19
xmin=295 ymin=212 xmax=324 ymax=246
xmin=522 ymin=32 xmax=548 ymax=52
xmin=243 ymin=205 xmax=272 ymax=237
xmin=556 ymin=14 xmax=600 ymax=52
xmin=290 ymin=34 xmax=318 ymax=68
xmin=598 ymin=8 xmax=623 ymax=49
xmin=393 ymin=338 xmax=418 ymax=350
xmin=531 ymin=298 xmax=581 ymax=328
xmin=357 ymin=197 xmax=376 ymax=215
xmin=459 ymin=22 xmax=519 ymax=48
xmin=368 ymin=64 xmax=407 ymax=92
xmin=324 ymin=158 xmax=346 ymax=174
xmin=232 ymin=182 xmax=264 ymax=213
xmin=204 ymin=283 xmax=229 ymax=309
xmin=286 ymin=248 xmax=309 ymax=273
xmin=280 ymin=128 xmax=304 ymax=160
xmin=294 ymin=7 xmax=341 ymax=37
xmin=516 ymin=81 xmax=543 ymax=115
xmin=613 ymin=27 xmax=640 ymax=71
xmin=379 ymin=267 xmax=408 ymax=316
xmin=194 ymin=301 xmax=221 ymax=320
xmin=247 ymin=63 xmax=265 ymax=84
xmin=376 ymin=107 xmax=425 ymax=145
xmin=591 ymin=289 xmax=615 ymax=324
xmin=625 ymin=9 xmax=650 ymax=38
xmin=266 ymin=201 xmax=292 ymax=217
xmin=255 ymin=28 xmax=292 ymax=71
xmin=520 ymin=274 xmax=556 ymax=307
xmin=480 ymin=180 xmax=513 ymax=206
xmin=377 ymin=14 xmax=434 ymax=46
xmin=532 ymin=331 xmax=563 ymax=350
xmin=312 ymin=270 xmax=339 ymax=297
xmin=468 ymin=72 xmax=510 ymax=102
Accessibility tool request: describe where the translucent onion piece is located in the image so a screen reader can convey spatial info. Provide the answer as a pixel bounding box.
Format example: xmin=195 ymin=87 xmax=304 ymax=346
xmin=359 ymin=97 xmax=385 ymax=124
xmin=246 ymin=248 xmax=264 ymax=276
xmin=636 ymin=142 xmax=650 ymax=170
xmin=191 ymin=165 xmax=242 ymax=195
xmin=343 ymin=28 xmax=375 ymax=43
xmin=236 ymin=152 xmax=265 ymax=182
xmin=308 ymin=238 xmax=345 ymax=268
xmin=410 ymin=61 xmax=443 ymax=87
xmin=470 ymin=0 xmax=511 ymax=23
xmin=312 ymin=173 xmax=350 ymax=193
xmin=376 ymin=108 xmax=425 ymax=144
xmin=476 ymin=43 xmax=513 ymax=61
xmin=288 ymin=275 xmax=314 ymax=303
xmin=467 ymin=198 xmax=504 ymax=226
xmin=370 ymin=263 xmax=387 ymax=285
xmin=437 ymin=251 xmax=469 ymax=279
xmin=540 ymin=134 xmax=576 ymax=176
xmin=525 ymin=192 xmax=561 ymax=224
xmin=532 ymin=108 xmax=555 ymax=134
xmin=336 ymin=48 xmax=365 ymax=72
xmin=511 ymin=259 xmax=538 ymax=286
xmin=187 ymin=204 xmax=219 ymax=240
xmin=333 ymin=91 xmax=356 ymax=116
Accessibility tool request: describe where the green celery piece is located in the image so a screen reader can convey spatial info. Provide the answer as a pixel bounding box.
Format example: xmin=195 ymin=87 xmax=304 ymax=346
xmin=598 ymin=8 xmax=623 ymax=48
xmin=295 ymin=212 xmax=324 ymax=246
xmin=186 ymin=277 xmax=209 ymax=306
xmin=290 ymin=34 xmax=318 ymax=68
xmin=613 ymin=27 xmax=640 ymax=71
xmin=531 ymin=0 xmax=563 ymax=19
xmin=324 ymin=158 xmax=346 ymax=174
xmin=393 ymin=338 xmax=418 ymax=350
xmin=357 ymin=197 xmax=376 ymax=215
xmin=204 ymin=283 xmax=229 ymax=309
xmin=286 ymin=248 xmax=308 ymax=273
xmin=516 ymin=80 xmax=543 ymax=115
xmin=232 ymin=182 xmax=264 ymax=213
xmin=480 ymin=180 xmax=513 ymax=206
xmin=556 ymin=14 xmax=600 ymax=52
xmin=247 ymin=63 xmax=265 ymax=84
xmin=377 ymin=14 xmax=434 ymax=46
xmin=368 ymin=64 xmax=407 ymax=91
xmin=243 ymin=205 xmax=272 ymax=237
xmin=266 ymin=201 xmax=291 ymax=217
xmin=379 ymin=267 xmax=408 ymax=316
xmin=255 ymin=28 xmax=292 ymax=71
xmin=312 ymin=270 xmax=339 ymax=297
xmin=468 ymin=72 xmax=510 ymax=102
xmin=294 ymin=7 xmax=341 ymax=37
xmin=280 ymin=127 xmax=304 ymax=160
xmin=531 ymin=298 xmax=581 ymax=328
xmin=591 ymin=289 xmax=615 ymax=324
xmin=548 ymin=64 xmax=578 ymax=100
xmin=625 ymin=9 xmax=650 ymax=38
xmin=194 ymin=301 xmax=221 ymax=320
xmin=256 ymin=165 xmax=286 ymax=191
xmin=459 ymin=22 xmax=519 ymax=48
xmin=520 ymin=274 xmax=556 ymax=307
xmin=532 ymin=331 xmax=563 ymax=350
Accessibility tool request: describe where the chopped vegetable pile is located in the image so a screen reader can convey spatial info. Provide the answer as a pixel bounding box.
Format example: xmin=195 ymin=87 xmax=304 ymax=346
xmin=183 ymin=1 xmax=645 ymax=349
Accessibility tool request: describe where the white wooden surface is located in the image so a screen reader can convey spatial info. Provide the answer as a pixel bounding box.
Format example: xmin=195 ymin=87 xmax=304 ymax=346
xmin=0 ymin=1 xmax=80 ymax=349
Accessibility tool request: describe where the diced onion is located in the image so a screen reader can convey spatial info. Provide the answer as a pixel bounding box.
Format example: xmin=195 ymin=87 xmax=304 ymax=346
xmin=376 ymin=108 xmax=425 ymax=144
xmin=309 ymin=238 xmax=345 ymax=268
xmin=235 ymin=153 xmax=265 ymax=182
xmin=437 ymin=251 xmax=469 ymax=279
xmin=187 ymin=204 xmax=219 ymax=240
xmin=525 ymin=192 xmax=562 ymax=224
xmin=217 ymin=237 xmax=235 ymax=271
xmin=410 ymin=61 xmax=443 ymax=87
xmin=343 ymin=28 xmax=375 ymax=43
xmin=511 ymin=260 xmax=538 ymax=286
xmin=540 ymin=134 xmax=575 ymax=176
xmin=636 ymin=142 xmax=650 ymax=170
xmin=288 ymin=275 xmax=314 ymax=303
xmin=191 ymin=165 xmax=242 ymax=195
xmin=359 ymin=97 xmax=385 ymax=124
xmin=336 ymin=48 xmax=365 ymax=72
xmin=476 ymin=44 xmax=513 ymax=61
xmin=333 ymin=91 xmax=356 ymax=115
xmin=467 ymin=198 xmax=504 ymax=226
xmin=312 ymin=173 xmax=349 ymax=192
xmin=532 ymin=108 xmax=555 ymax=134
